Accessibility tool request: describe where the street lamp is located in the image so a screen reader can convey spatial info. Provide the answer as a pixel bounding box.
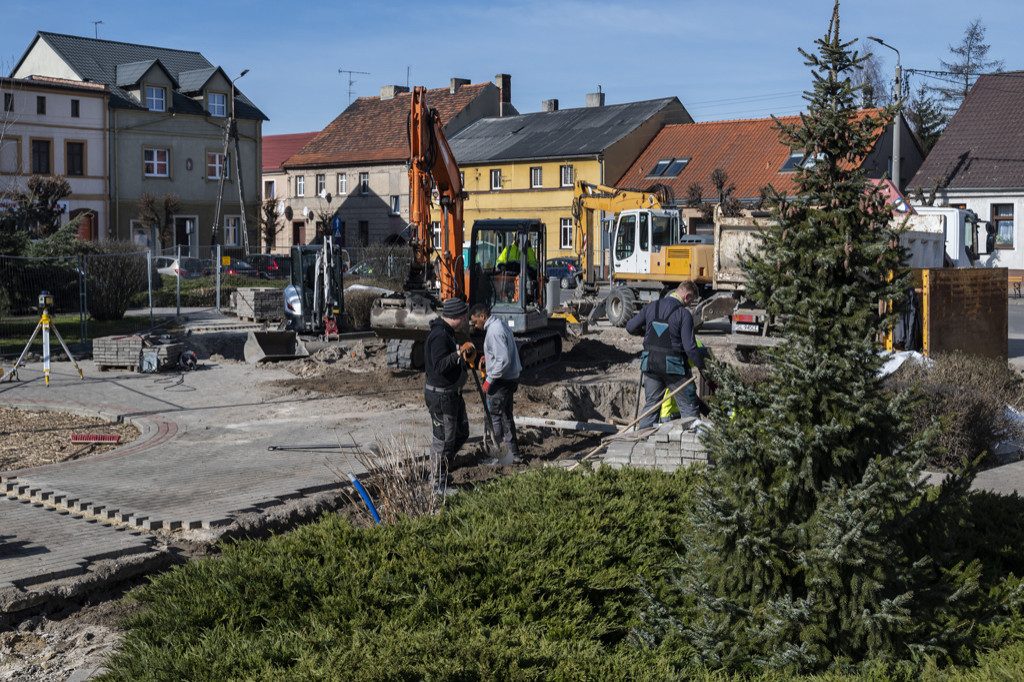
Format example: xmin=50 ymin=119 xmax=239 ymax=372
xmin=867 ymin=36 xmax=902 ymax=191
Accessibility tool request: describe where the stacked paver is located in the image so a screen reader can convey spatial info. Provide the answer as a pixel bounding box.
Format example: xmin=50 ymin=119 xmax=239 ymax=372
xmin=94 ymin=335 xmax=184 ymax=371
xmin=234 ymin=287 xmax=283 ymax=322
xmin=601 ymin=418 xmax=709 ymax=471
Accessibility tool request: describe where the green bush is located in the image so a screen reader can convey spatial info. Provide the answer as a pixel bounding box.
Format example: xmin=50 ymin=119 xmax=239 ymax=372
xmin=885 ymin=352 xmax=1024 ymax=471
xmin=99 ymin=467 xmax=699 ymax=680
xmin=343 ymin=288 xmax=381 ymax=330
xmin=86 ymin=244 xmax=149 ymax=321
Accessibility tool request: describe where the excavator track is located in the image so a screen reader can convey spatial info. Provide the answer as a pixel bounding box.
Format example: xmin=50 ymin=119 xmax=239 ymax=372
xmin=515 ymin=329 xmax=563 ymax=372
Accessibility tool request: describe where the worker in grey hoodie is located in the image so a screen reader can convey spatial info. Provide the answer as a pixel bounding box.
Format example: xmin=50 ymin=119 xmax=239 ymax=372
xmin=469 ymin=304 xmax=522 ymax=463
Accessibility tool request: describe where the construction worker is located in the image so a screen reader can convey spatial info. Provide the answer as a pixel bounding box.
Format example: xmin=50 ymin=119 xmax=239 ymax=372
xmin=424 ymin=297 xmax=475 ymax=487
xmin=469 ymin=303 xmax=522 ymax=465
xmin=658 ymin=338 xmax=711 ymax=422
xmin=626 ymin=280 xmax=707 ymax=429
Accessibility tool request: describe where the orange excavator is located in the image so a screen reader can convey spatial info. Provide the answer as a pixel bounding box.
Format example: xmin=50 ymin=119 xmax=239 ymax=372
xmin=371 ymin=86 xmax=468 ymax=368
xmin=371 ymin=87 xmax=565 ymax=370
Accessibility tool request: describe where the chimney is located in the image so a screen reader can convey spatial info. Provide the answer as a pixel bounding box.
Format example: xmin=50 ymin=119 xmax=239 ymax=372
xmin=542 ymin=99 xmax=559 ymax=112
xmin=586 ymin=86 xmax=605 ymax=108
xmin=380 ymin=85 xmax=409 ymax=100
xmin=450 ymin=77 xmax=470 ymax=94
xmin=495 ymin=73 xmax=511 ymax=115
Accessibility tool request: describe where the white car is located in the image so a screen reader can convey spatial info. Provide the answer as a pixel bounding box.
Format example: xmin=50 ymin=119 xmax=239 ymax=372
xmin=154 ymin=256 xmax=205 ymax=279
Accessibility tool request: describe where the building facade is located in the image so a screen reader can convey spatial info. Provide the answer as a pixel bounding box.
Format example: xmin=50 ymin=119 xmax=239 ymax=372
xmin=0 ymin=76 xmax=109 ymax=239
xmin=11 ymin=31 xmax=267 ymax=254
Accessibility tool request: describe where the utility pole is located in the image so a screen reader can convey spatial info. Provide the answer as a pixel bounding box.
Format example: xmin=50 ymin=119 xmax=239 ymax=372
xmin=338 ymin=68 xmax=370 ymax=107
xmin=868 ymin=36 xmax=902 ymax=191
xmin=212 ymin=69 xmax=249 ymax=253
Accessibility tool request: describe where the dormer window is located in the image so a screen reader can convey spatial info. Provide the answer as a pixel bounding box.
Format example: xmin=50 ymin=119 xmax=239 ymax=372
xmin=145 ymin=86 xmax=166 ymax=112
xmin=647 ymin=157 xmax=690 ymax=178
xmin=208 ymin=92 xmax=227 ymax=117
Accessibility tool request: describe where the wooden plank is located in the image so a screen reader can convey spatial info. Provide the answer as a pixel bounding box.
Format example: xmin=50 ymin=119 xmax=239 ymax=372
xmin=923 ymin=267 xmax=1007 ymax=361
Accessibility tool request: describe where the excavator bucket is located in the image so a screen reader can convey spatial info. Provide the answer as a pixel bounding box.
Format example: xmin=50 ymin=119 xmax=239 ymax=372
xmin=243 ymin=331 xmax=310 ymax=364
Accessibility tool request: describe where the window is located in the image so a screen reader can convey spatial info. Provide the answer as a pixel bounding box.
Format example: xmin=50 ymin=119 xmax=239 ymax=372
xmin=390 ymin=195 xmax=400 ymax=215
xmin=296 ymin=175 xmax=305 ymax=196
xmin=31 ymin=139 xmax=51 ymax=174
xmin=70 ymin=99 xmax=79 ymax=118
xmin=779 ymin=152 xmax=804 ymax=172
xmin=993 ymin=204 xmax=1014 ymax=248
xmin=431 ymin=221 xmax=442 ymax=249
xmin=3 ymin=93 xmax=12 ymax=112
xmin=66 ymin=141 xmax=84 ymax=176
xmin=207 ymin=151 xmax=229 ymax=180
xmin=665 ymin=158 xmax=690 ymax=176
xmin=35 ymin=96 xmax=46 ymax=115
xmin=316 ymin=174 xmax=326 ymax=196
xmin=359 ymin=172 xmax=369 ymax=194
xmin=358 ymin=220 xmax=369 ymax=246
xmin=560 ymin=164 xmax=573 ymax=187
xmin=264 ymin=180 xmax=275 ymax=198
xmin=208 ymin=92 xmax=226 ymax=117
xmin=145 ymin=86 xmax=166 ymax=111
xmin=615 ymin=214 xmax=636 ymax=260
xmin=144 ymin=148 xmax=169 ymax=177
xmin=224 ymin=216 xmax=240 ymax=246
xmin=490 ymin=169 xmax=502 ymax=190
xmin=338 ymin=172 xmax=347 ymax=195
xmin=530 ymin=167 xmax=542 ymax=188
xmin=560 ymin=218 xmax=573 ymax=249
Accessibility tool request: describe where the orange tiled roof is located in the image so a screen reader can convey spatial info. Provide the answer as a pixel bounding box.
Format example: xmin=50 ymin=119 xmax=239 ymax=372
xmin=615 ymin=109 xmax=886 ymax=200
xmin=284 ymin=82 xmax=492 ymax=168
xmin=263 ymin=132 xmax=318 ymax=171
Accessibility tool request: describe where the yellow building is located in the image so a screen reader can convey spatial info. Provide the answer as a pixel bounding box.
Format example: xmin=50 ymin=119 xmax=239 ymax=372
xmin=449 ymin=95 xmax=691 ymax=267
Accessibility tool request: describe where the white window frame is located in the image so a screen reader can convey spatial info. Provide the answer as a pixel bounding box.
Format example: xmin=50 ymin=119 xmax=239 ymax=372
xmin=490 ymin=169 xmax=502 ymax=190
xmin=144 ymin=148 xmax=169 ymax=177
xmin=390 ymin=195 xmax=400 ymax=215
xmin=338 ymin=172 xmax=347 ymax=195
xmin=145 ymin=86 xmax=166 ymax=112
xmin=207 ymin=151 xmax=228 ymax=180
xmin=359 ymin=172 xmax=369 ymax=195
xmin=296 ymin=175 xmax=305 ymax=197
xmin=560 ymin=218 xmax=574 ymax=249
xmin=530 ymin=166 xmax=542 ymax=188
xmin=264 ymin=180 xmax=275 ymax=199
xmin=223 ymin=215 xmax=240 ymax=246
xmin=560 ymin=164 xmax=573 ymax=187
xmin=208 ymin=92 xmax=227 ymax=117
xmin=316 ymin=174 xmax=326 ymax=196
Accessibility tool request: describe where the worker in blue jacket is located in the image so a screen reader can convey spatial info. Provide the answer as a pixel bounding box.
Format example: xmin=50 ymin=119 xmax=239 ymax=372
xmin=625 ymin=280 xmax=707 ymax=428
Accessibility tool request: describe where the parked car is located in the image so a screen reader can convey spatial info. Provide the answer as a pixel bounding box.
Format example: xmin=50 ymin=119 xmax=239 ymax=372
xmin=220 ymin=258 xmax=258 ymax=278
xmin=545 ymin=257 xmax=581 ymax=289
xmin=248 ymin=254 xmax=292 ymax=280
xmin=154 ymin=256 xmax=205 ymax=279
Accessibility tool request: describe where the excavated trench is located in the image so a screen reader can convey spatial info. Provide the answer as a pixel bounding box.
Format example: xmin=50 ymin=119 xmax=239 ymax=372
xmin=522 ymin=378 xmax=639 ymax=424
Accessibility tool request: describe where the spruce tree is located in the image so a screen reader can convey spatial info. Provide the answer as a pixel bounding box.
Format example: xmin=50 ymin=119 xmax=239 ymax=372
xmin=653 ymin=3 xmax=988 ymax=673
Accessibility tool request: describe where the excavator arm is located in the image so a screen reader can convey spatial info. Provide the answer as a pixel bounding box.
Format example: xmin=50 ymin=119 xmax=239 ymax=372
xmin=409 ymin=86 xmax=465 ymax=300
xmin=570 ymin=180 xmax=672 ymax=289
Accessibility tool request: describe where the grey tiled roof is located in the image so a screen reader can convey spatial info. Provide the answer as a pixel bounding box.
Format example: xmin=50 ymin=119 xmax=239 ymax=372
xmin=115 ymin=60 xmax=162 ymax=87
xmin=449 ymin=98 xmax=684 ymax=163
xmin=909 ymin=71 xmax=1024 ymax=191
xmin=14 ymin=31 xmax=266 ymax=120
xmin=177 ymin=67 xmax=218 ymax=94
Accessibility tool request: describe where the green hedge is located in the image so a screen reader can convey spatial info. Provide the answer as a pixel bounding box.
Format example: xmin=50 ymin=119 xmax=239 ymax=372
xmin=98 ymin=467 xmax=1024 ymax=681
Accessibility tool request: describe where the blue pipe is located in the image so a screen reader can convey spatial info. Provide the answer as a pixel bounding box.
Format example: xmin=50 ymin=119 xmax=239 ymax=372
xmin=347 ymin=472 xmax=381 ymax=524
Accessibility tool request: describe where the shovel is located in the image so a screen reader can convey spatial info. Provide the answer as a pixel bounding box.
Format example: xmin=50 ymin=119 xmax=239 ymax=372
xmin=466 ymin=360 xmax=501 ymax=450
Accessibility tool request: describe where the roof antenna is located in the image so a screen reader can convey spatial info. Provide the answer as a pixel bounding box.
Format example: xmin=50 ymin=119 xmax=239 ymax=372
xmin=338 ymin=68 xmax=370 ymax=107
xmin=93 ymin=20 xmax=103 ymax=39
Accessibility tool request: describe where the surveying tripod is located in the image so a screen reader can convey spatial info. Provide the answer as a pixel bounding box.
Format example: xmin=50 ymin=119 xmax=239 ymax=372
xmin=1 ymin=291 xmax=84 ymax=386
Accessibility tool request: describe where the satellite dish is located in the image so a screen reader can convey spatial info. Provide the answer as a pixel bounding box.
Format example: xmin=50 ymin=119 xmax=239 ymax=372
xmin=318 ymin=189 xmax=327 ymax=199
xmin=325 ymin=192 xmax=332 ymax=204
xmin=284 ymin=206 xmax=293 ymax=220
xmin=302 ymin=206 xmax=309 ymax=217
xmin=277 ymin=200 xmax=285 ymax=216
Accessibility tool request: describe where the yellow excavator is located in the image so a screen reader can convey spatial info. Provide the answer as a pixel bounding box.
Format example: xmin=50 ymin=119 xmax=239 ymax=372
xmin=570 ymin=180 xmax=717 ymax=326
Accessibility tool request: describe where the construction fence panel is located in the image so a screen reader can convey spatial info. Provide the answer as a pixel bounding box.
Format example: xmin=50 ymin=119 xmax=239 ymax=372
xmin=0 ymin=254 xmax=87 ymax=358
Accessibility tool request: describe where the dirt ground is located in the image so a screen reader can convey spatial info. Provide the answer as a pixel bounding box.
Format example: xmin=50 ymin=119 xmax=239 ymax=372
xmin=0 ymin=323 xmax=647 ymax=680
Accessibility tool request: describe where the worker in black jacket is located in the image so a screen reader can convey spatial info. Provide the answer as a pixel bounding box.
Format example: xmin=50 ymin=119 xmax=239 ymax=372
xmin=625 ymin=280 xmax=707 ymax=428
xmin=424 ymin=297 xmax=475 ymax=484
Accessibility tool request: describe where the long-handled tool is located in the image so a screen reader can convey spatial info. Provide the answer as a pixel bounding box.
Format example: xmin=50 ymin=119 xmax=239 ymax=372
xmin=468 ymin=362 xmax=500 ymax=452
xmin=569 ymin=376 xmax=696 ymax=471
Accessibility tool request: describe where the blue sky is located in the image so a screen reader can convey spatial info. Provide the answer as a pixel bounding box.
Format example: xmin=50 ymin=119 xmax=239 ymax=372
xmin=2 ymin=1 xmax=1022 ymax=136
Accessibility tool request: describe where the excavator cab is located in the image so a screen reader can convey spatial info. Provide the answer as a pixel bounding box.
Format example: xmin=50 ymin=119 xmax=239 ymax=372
xmin=468 ymin=219 xmax=552 ymax=335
